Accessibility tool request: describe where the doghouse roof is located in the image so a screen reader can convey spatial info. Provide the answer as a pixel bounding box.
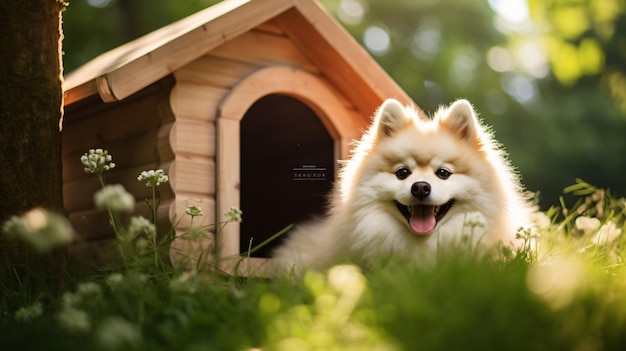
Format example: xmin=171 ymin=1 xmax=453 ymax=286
xmin=63 ymin=0 xmax=412 ymax=113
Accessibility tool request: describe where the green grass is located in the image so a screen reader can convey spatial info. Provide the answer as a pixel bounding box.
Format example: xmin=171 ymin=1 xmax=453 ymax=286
xmin=2 ymin=180 xmax=626 ymax=351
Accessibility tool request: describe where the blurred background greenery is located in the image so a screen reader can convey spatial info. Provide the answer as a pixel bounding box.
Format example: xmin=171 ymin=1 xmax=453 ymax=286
xmin=63 ymin=0 xmax=626 ymax=210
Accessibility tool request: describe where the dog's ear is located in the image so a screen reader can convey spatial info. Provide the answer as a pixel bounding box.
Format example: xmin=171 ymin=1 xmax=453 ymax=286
xmin=440 ymin=99 xmax=479 ymax=141
xmin=372 ymin=98 xmax=410 ymax=139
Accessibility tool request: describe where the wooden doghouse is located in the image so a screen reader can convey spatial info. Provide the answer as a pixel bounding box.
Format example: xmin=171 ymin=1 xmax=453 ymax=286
xmin=63 ymin=0 xmax=414 ymax=274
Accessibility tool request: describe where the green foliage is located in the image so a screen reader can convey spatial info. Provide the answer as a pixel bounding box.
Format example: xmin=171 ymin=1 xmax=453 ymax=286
xmin=505 ymin=0 xmax=626 ymax=207
xmin=2 ymin=246 xmax=626 ymax=350
xmin=2 ymin=178 xmax=626 ymax=350
xmin=526 ymin=0 xmax=624 ymax=87
xmin=321 ymin=0 xmax=506 ymax=111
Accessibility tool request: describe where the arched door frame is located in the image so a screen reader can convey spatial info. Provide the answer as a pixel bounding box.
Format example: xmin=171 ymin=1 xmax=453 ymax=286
xmin=216 ymin=65 xmax=363 ymax=275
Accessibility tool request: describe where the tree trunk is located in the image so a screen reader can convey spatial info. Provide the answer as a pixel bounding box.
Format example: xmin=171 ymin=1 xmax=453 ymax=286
xmin=0 ymin=0 xmax=66 ymax=291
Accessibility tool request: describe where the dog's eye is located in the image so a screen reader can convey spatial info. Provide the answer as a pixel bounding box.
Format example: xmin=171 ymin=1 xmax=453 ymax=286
xmin=436 ymin=168 xmax=452 ymax=180
xmin=395 ymin=167 xmax=411 ymax=180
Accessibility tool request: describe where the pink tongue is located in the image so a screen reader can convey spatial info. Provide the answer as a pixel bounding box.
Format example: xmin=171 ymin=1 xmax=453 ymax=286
xmin=409 ymin=206 xmax=436 ymax=235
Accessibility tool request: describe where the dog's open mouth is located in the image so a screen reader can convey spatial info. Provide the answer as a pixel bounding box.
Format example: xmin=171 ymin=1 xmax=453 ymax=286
xmin=394 ymin=200 xmax=455 ymax=235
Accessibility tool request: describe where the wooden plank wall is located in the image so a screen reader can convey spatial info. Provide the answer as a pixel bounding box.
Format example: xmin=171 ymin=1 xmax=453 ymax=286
xmin=168 ymin=21 xmax=333 ymax=267
xmin=62 ymin=76 xmax=176 ymax=262
xmin=63 ymin=19 xmax=362 ymax=267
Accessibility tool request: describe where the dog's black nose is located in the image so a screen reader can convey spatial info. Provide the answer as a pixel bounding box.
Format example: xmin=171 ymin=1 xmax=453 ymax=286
xmin=411 ymin=181 xmax=431 ymax=200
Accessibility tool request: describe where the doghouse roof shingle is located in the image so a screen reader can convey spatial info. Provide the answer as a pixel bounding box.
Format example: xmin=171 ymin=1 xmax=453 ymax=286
xmin=63 ymin=0 xmax=412 ymax=114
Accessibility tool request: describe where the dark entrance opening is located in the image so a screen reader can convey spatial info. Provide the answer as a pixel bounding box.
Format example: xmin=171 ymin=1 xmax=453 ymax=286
xmin=240 ymin=94 xmax=335 ymax=257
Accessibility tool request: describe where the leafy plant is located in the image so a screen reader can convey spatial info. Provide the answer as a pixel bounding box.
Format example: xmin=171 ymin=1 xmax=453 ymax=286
xmin=1 ymin=150 xmax=625 ymax=350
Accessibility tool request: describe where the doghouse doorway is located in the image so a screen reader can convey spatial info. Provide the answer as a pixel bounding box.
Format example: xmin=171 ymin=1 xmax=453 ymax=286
xmin=240 ymin=94 xmax=335 ymax=257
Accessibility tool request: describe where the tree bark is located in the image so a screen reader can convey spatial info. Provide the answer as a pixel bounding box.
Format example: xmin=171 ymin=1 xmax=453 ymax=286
xmin=0 ymin=0 xmax=66 ymax=290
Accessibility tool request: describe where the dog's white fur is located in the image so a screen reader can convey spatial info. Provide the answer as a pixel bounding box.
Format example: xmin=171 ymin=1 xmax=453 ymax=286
xmin=268 ymin=99 xmax=533 ymax=275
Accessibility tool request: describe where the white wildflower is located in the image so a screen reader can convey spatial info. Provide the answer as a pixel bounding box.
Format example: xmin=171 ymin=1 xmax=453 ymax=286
xmin=96 ymin=316 xmax=142 ymax=351
xmin=134 ymin=237 xmax=151 ymax=255
xmin=225 ymin=207 xmax=243 ymax=223
xmin=81 ymin=148 xmax=115 ymax=174
xmin=185 ymin=205 xmax=204 ymax=218
xmin=169 ymin=271 xmax=200 ymax=294
xmin=76 ymin=281 xmax=103 ymax=300
xmin=2 ymin=208 xmax=74 ymax=252
xmin=2 ymin=216 xmax=22 ymax=235
xmin=58 ymin=281 xmax=103 ymax=314
xmin=127 ymin=216 xmax=156 ymax=241
xmin=137 ymin=169 xmax=169 ymax=187
xmin=575 ymin=216 xmax=601 ymax=236
xmin=14 ymin=301 xmax=43 ymax=322
xmin=516 ymin=226 xmax=541 ymax=241
xmin=61 ymin=291 xmax=81 ymax=309
xmin=591 ymin=221 xmax=622 ymax=245
xmin=94 ymin=184 xmax=135 ymax=213
xmin=57 ymin=307 xmax=91 ymax=333
xmin=105 ymin=273 xmax=124 ymax=290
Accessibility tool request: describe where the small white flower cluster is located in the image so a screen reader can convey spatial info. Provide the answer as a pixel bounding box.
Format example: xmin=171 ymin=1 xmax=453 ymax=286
xmin=57 ymin=307 xmax=91 ymax=333
xmin=14 ymin=301 xmax=43 ymax=322
xmin=515 ymin=226 xmax=541 ymax=241
xmin=185 ymin=205 xmax=204 ymax=218
xmin=2 ymin=208 xmax=74 ymax=252
xmin=96 ymin=316 xmax=143 ymax=350
xmin=225 ymin=207 xmax=243 ymax=223
xmin=94 ymin=184 xmax=135 ymax=213
xmin=592 ymin=221 xmax=622 ymax=246
xmin=105 ymin=272 xmax=147 ymax=289
xmin=575 ymin=216 xmax=601 ymax=236
xmin=57 ymin=281 xmax=103 ymax=333
xmin=76 ymin=281 xmax=103 ymax=298
xmin=125 ymin=216 xmax=156 ymax=242
xmin=169 ymin=271 xmax=201 ymax=294
xmin=105 ymin=273 xmax=124 ymax=290
xmin=137 ymin=169 xmax=169 ymax=187
xmin=81 ymin=148 xmax=115 ymax=174
xmin=575 ymin=216 xmax=623 ymax=245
